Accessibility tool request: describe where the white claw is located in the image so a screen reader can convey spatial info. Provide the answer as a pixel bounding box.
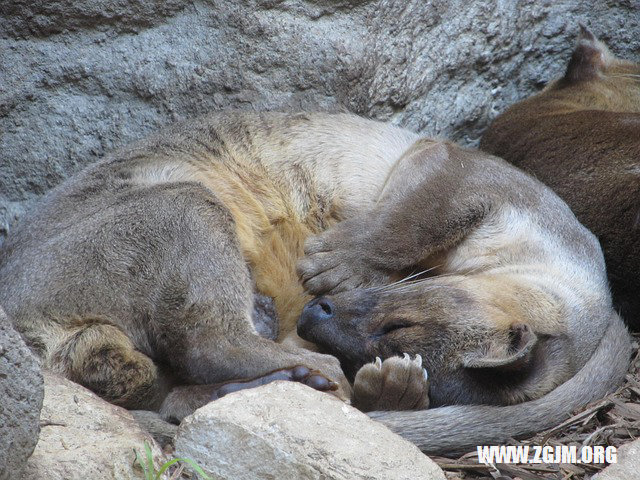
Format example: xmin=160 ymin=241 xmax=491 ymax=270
xmin=403 ymin=352 xmax=411 ymax=361
xmin=374 ymin=357 xmax=382 ymax=369
xmin=413 ymin=354 xmax=423 ymax=368
xmin=422 ymin=368 xmax=429 ymax=381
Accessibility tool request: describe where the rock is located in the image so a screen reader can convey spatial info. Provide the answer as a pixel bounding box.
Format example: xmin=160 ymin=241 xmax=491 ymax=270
xmin=0 ymin=305 xmax=43 ymax=480
xmin=22 ymin=372 xmax=166 ymax=480
xmin=595 ymin=439 xmax=640 ymax=480
xmin=1 ymin=0 xmax=639 ymax=243
xmin=174 ymin=381 xmax=446 ymax=480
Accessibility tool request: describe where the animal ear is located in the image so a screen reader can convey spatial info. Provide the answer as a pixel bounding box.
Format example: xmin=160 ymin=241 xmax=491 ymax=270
xmin=463 ymin=323 xmax=537 ymax=371
xmin=578 ymin=23 xmax=596 ymax=42
xmin=562 ymin=24 xmax=612 ymax=84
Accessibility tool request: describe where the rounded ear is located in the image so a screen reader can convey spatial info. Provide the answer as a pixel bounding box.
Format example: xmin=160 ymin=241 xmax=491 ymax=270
xmin=462 ymin=323 xmax=537 ymax=371
xmin=561 ymin=24 xmax=614 ymax=85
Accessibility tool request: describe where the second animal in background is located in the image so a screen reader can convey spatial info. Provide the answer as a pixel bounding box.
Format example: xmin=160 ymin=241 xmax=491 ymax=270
xmin=482 ymin=26 xmax=640 ymax=329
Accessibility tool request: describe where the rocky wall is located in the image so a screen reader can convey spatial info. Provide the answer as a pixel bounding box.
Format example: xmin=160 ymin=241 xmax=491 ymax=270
xmin=1 ymin=0 xmax=639 ymax=241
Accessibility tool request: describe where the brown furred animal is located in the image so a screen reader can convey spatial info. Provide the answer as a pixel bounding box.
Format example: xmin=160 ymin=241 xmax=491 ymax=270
xmin=481 ymin=26 xmax=640 ymax=329
xmin=0 ymin=112 xmax=631 ymax=455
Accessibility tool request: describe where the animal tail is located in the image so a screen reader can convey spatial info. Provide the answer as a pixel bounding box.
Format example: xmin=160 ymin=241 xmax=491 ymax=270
xmin=368 ymin=312 xmax=632 ymax=455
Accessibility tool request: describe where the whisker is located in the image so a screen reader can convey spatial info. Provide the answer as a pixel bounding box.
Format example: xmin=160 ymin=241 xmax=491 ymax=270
xmin=369 ymin=263 xmax=488 ymax=295
xmin=425 ymin=264 xmax=487 ymax=280
xmin=369 ymin=271 xmax=426 ymax=292
xmin=369 ymin=265 xmax=442 ymax=292
xmin=378 ymin=264 xmax=491 ymax=295
xmin=379 ymin=282 xmax=468 ymax=296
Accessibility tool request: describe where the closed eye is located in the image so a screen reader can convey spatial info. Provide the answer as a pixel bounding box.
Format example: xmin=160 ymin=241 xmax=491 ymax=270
xmin=381 ymin=321 xmax=414 ymax=335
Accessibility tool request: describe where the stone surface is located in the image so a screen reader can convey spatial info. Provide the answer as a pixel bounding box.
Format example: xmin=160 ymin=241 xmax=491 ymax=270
xmin=595 ymin=438 xmax=640 ymax=480
xmin=22 ymin=372 xmax=166 ymax=480
xmin=1 ymin=0 xmax=639 ymax=243
xmin=175 ymin=381 xmax=446 ymax=480
xmin=0 ymin=305 xmax=43 ymax=480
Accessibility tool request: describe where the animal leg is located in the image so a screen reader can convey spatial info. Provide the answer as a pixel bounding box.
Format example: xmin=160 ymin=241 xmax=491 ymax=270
xmin=49 ymin=321 xmax=169 ymax=410
xmin=160 ymin=365 xmax=337 ymax=422
xmin=135 ymin=183 xmax=350 ymax=398
xmin=298 ymin=141 xmax=490 ymax=295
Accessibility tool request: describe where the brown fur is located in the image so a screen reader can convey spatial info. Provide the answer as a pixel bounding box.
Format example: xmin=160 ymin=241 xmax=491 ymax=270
xmin=0 ymin=112 xmax=630 ymax=455
xmin=481 ymin=27 xmax=640 ymax=328
xmin=297 ymin=139 xmax=620 ymax=406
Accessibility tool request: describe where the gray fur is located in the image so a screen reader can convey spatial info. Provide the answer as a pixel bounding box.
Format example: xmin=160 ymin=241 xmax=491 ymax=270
xmin=0 ymin=111 xmax=630 ymax=452
xmin=369 ymin=313 xmax=631 ymax=454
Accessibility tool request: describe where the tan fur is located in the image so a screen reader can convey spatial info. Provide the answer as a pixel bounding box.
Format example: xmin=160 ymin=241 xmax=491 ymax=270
xmin=193 ymin=164 xmax=318 ymax=341
xmin=131 ymin=160 xmax=315 ymax=339
xmin=0 ymin=111 xmax=630 ymax=455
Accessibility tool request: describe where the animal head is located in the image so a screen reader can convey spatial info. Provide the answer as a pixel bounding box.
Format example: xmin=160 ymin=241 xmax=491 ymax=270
xmin=545 ymin=25 xmax=640 ymax=113
xmin=297 ymin=279 xmax=563 ymax=407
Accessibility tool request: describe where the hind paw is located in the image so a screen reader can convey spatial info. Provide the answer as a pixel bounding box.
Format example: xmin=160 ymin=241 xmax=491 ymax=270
xmin=351 ymin=354 xmax=429 ymax=412
xmin=215 ymin=365 xmax=338 ymax=399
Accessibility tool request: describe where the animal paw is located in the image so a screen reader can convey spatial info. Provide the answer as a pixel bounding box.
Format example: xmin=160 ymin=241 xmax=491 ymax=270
xmin=351 ymin=354 xmax=430 ymax=412
xmin=215 ymin=365 xmax=339 ymax=399
xmin=297 ymin=220 xmax=388 ymax=295
xmin=160 ymin=365 xmax=345 ymax=423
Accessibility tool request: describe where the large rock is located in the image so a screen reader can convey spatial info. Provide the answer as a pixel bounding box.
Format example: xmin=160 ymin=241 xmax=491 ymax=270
xmin=22 ymin=372 xmax=166 ymax=480
xmin=0 ymin=305 xmax=43 ymax=480
xmin=1 ymin=0 xmax=639 ymax=242
xmin=174 ymin=381 xmax=446 ymax=480
xmin=595 ymin=439 xmax=640 ymax=480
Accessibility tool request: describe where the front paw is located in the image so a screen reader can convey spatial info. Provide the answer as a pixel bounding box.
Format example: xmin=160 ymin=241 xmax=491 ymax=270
xmin=352 ymin=354 xmax=430 ymax=412
xmin=297 ymin=223 xmax=387 ymax=295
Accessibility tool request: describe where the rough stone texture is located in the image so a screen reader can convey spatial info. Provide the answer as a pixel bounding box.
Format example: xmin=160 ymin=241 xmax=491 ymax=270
xmin=1 ymin=0 xmax=639 ymax=242
xmin=22 ymin=372 xmax=166 ymax=480
xmin=175 ymin=381 xmax=446 ymax=480
xmin=0 ymin=305 xmax=43 ymax=480
xmin=595 ymin=439 xmax=640 ymax=480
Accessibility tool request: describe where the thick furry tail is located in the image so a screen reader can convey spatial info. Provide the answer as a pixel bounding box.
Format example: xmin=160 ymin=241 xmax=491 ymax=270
xmin=369 ymin=313 xmax=632 ymax=455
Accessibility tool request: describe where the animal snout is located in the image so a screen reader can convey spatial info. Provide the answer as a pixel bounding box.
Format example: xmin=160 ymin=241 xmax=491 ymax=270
xmin=298 ymin=297 xmax=336 ymax=340
xmin=303 ymin=297 xmax=336 ymax=322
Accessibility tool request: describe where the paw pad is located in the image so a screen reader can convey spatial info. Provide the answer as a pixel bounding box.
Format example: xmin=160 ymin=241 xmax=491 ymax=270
xmin=352 ymin=353 xmax=430 ymax=412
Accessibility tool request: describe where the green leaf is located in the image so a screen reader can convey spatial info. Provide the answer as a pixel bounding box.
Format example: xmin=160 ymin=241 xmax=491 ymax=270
xmin=133 ymin=447 xmax=151 ymax=480
xmin=175 ymin=457 xmax=213 ymax=480
xmin=144 ymin=441 xmax=155 ymax=477
xmin=135 ymin=441 xmax=212 ymax=480
xmin=154 ymin=458 xmax=181 ymax=479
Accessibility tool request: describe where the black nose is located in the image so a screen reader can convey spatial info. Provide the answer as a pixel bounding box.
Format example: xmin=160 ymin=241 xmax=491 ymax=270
xmin=305 ymin=297 xmax=335 ymax=320
xmin=298 ymin=297 xmax=336 ymax=339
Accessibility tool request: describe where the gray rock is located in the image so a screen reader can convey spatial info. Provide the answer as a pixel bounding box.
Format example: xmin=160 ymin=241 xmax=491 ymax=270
xmin=0 ymin=305 xmax=43 ymax=480
xmin=1 ymin=0 xmax=639 ymax=242
xmin=595 ymin=439 xmax=640 ymax=480
xmin=174 ymin=381 xmax=446 ymax=480
xmin=22 ymin=372 xmax=166 ymax=480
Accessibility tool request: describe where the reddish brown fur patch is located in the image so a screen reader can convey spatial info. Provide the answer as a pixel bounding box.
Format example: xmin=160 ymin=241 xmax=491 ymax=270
xmin=481 ymin=32 xmax=640 ymax=327
xmin=561 ymin=42 xmax=604 ymax=84
xmin=192 ymin=161 xmax=334 ymax=340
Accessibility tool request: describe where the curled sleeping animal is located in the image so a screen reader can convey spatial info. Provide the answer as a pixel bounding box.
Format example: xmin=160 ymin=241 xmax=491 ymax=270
xmin=0 ymin=110 xmax=630 ymax=454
